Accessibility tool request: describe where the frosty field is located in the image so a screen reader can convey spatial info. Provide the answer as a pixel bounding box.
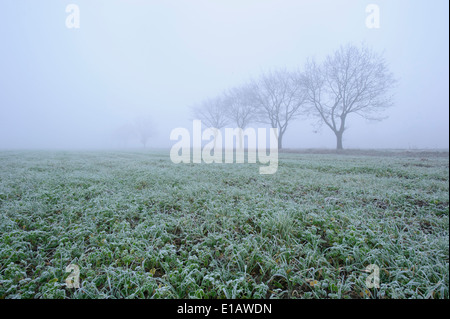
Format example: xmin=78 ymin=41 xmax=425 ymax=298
xmin=0 ymin=150 xmax=448 ymax=299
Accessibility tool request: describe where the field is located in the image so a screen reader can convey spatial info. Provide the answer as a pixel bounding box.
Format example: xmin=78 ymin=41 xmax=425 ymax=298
xmin=0 ymin=150 xmax=448 ymax=299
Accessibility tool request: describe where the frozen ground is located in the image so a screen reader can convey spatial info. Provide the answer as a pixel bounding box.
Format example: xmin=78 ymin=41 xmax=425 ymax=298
xmin=0 ymin=150 xmax=448 ymax=298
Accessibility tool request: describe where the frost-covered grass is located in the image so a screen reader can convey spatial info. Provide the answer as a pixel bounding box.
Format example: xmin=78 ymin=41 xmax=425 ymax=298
xmin=0 ymin=150 xmax=448 ymax=299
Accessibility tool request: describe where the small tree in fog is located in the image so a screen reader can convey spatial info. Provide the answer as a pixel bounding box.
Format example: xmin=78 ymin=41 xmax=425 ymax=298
xmin=302 ymin=43 xmax=397 ymax=150
xmin=251 ymin=69 xmax=307 ymax=149
xmin=134 ymin=116 xmax=155 ymax=148
xmin=191 ymin=96 xmax=229 ymax=148
xmin=223 ymin=84 xmax=257 ymax=149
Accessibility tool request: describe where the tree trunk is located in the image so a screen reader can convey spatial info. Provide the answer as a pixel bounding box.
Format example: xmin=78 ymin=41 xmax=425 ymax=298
xmin=238 ymin=130 xmax=243 ymax=150
xmin=278 ymin=134 xmax=283 ymax=150
xmin=335 ymin=131 xmax=343 ymax=150
xmin=213 ymin=129 xmax=218 ymax=150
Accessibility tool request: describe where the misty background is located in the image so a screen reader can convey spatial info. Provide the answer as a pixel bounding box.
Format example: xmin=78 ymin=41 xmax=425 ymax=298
xmin=0 ymin=0 xmax=448 ymax=150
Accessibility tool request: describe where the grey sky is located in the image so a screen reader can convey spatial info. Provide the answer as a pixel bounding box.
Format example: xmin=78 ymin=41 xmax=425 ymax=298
xmin=0 ymin=0 xmax=448 ymax=149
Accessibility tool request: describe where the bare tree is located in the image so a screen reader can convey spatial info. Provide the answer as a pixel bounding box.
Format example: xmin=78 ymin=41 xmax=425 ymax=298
xmin=191 ymin=96 xmax=229 ymax=148
xmin=251 ymin=69 xmax=307 ymax=149
xmin=223 ymin=84 xmax=257 ymax=149
xmin=302 ymin=43 xmax=397 ymax=150
xmin=134 ymin=116 xmax=155 ymax=148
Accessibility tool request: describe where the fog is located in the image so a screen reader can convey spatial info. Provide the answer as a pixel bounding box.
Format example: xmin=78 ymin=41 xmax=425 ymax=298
xmin=0 ymin=0 xmax=448 ymax=150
